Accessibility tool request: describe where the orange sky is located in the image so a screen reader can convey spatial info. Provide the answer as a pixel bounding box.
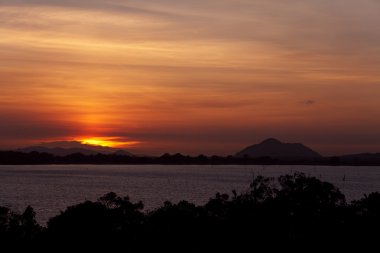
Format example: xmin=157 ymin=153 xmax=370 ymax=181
xmin=1 ymin=0 xmax=380 ymax=155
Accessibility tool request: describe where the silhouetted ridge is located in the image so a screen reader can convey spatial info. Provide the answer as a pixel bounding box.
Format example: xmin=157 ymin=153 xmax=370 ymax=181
xmin=3 ymin=143 xmax=380 ymax=165
xmin=339 ymin=153 xmax=380 ymax=163
xmin=18 ymin=141 xmax=134 ymax=157
xmin=235 ymin=138 xmax=322 ymax=159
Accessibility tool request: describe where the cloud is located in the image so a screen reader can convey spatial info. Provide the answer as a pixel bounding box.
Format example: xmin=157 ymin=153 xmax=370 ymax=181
xmin=0 ymin=0 xmax=177 ymax=19
xmin=0 ymin=110 xmax=80 ymax=149
xmin=1 ymin=0 xmax=380 ymax=155
xmin=303 ymin=100 xmax=316 ymax=105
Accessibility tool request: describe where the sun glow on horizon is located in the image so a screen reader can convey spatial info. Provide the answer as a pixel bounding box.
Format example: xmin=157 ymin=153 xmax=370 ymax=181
xmin=79 ymin=137 xmax=140 ymax=148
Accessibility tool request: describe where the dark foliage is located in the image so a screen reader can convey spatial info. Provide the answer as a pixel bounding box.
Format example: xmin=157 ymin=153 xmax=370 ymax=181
xmin=0 ymin=205 xmax=42 ymax=250
xmin=1 ymin=173 xmax=380 ymax=251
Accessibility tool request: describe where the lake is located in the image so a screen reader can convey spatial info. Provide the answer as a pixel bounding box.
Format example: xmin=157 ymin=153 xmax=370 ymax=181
xmin=0 ymin=165 xmax=379 ymax=224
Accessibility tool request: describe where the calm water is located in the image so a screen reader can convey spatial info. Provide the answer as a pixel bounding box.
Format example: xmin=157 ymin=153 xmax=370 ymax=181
xmin=0 ymin=165 xmax=380 ymax=224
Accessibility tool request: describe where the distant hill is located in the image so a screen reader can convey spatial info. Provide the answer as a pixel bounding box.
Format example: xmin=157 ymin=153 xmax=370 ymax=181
xmin=18 ymin=141 xmax=134 ymax=157
xmin=339 ymin=153 xmax=380 ymax=163
xmin=235 ymin=138 xmax=322 ymax=159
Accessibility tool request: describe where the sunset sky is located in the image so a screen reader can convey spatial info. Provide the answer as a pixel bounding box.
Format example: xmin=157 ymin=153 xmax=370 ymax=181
xmin=1 ymin=0 xmax=380 ymax=155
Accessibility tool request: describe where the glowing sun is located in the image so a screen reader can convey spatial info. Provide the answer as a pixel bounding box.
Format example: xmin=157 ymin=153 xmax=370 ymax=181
xmin=79 ymin=137 xmax=140 ymax=148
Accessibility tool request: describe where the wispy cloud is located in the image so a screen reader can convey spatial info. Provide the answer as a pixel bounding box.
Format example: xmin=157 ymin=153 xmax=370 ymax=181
xmin=1 ymin=0 xmax=380 ymax=154
xmin=303 ymin=100 xmax=316 ymax=105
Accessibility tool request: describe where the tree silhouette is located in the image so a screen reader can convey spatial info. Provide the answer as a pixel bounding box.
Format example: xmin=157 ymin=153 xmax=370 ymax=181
xmin=0 ymin=173 xmax=380 ymax=251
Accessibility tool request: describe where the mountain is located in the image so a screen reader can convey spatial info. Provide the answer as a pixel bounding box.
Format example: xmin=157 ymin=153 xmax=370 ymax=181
xmin=18 ymin=141 xmax=134 ymax=156
xmin=235 ymin=138 xmax=322 ymax=159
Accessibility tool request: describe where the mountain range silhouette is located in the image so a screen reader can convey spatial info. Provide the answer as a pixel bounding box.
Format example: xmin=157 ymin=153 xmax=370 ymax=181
xmin=18 ymin=141 xmax=133 ymax=157
xmin=12 ymin=138 xmax=380 ymax=165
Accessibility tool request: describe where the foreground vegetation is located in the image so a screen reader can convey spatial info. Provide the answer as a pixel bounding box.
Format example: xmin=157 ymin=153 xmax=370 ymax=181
xmin=1 ymin=173 xmax=380 ymax=251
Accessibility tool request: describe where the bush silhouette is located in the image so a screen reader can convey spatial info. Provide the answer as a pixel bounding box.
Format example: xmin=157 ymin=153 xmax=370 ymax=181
xmin=0 ymin=172 xmax=380 ymax=251
xmin=0 ymin=205 xmax=41 ymax=249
